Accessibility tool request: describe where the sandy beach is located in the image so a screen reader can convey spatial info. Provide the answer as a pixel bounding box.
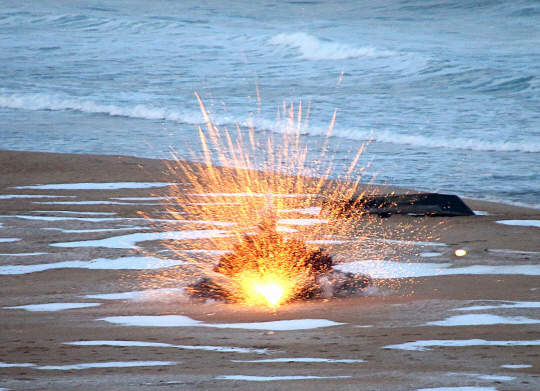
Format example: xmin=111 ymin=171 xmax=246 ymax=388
xmin=1 ymin=150 xmax=539 ymax=391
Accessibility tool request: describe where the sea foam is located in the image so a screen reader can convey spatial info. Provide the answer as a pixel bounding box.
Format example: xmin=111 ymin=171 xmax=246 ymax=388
xmin=268 ymin=32 xmax=395 ymax=60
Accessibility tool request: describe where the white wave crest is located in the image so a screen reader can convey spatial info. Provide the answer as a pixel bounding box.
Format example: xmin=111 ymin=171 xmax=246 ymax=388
xmin=268 ymin=32 xmax=395 ymax=60
xmin=324 ymin=128 xmax=540 ymax=153
xmin=0 ymin=93 xmax=206 ymax=124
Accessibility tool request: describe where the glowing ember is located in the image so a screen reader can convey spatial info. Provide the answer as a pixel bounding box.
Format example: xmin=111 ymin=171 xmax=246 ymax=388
xmin=455 ymin=249 xmax=467 ymax=257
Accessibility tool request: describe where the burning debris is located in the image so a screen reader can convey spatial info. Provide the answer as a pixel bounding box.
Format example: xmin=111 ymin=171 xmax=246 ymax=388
xmin=186 ymin=215 xmax=372 ymax=306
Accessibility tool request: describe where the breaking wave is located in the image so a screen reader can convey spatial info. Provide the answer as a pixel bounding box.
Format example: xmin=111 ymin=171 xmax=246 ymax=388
xmin=0 ymin=93 xmax=212 ymax=125
xmin=360 ymin=129 xmax=540 ymax=153
xmin=297 ymin=126 xmax=540 ymax=153
xmin=268 ymin=32 xmax=395 ymax=60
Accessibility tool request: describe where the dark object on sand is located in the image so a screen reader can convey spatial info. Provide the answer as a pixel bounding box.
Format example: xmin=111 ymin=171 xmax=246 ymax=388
xmin=324 ymin=192 xmax=475 ymax=217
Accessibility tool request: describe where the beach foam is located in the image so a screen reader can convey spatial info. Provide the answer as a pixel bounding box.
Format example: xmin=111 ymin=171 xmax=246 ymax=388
xmin=335 ymin=260 xmax=540 ymax=278
xmin=268 ymin=32 xmax=394 ymax=60
xmin=0 ymin=362 xmax=36 ymax=368
xmin=35 ymin=210 xmax=117 ymax=215
xmin=0 ymin=195 xmax=76 ymax=199
xmin=426 ymin=314 xmax=540 ymax=326
xmin=43 ymin=226 xmax=148 ymax=233
xmin=4 ymin=303 xmax=101 ymax=312
xmin=215 ymin=375 xmax=352 ymax=381
xmin=85 ymin=288 xmax=187 ymax=302
xmin=0 ymin=256 xmax=193 ymax=275
xmin=13 ymin=182 xmax=174 ymax=190
xmin=0 ymin=252 xmax=47 ymax=257
xmin=33 ymin=200 xmax=161 ymax=205
xmin=278 ymin=207 xmax=322 ymax=215
xmin=0 ymin=238 xmax=20 ymax=243
xmin=500 ymin=364 xmax=532 ymax=369
xmin=50 ymin=230 xmax=230 ymax=249
xmin=100 ymin=315 xmax=344 ymax=330
xmin=278 ymin=218 xmax=328 ymax=226
xmin=496 ymin=220 xmax=540 ymax=228
xmin=384 ymin=339 xmax=540 ymax=351
xmin=39 ymin=361 xmax=179 ymax=370
xmin=453 ymin=301 xmax=540 ymax=311
xmin=416 ymin=387 xmax=499 ymax=391
xmin=65 ymin=340 xmax=269 ymax=354
xmin=232 ymin=357 xmax=364 ymax=363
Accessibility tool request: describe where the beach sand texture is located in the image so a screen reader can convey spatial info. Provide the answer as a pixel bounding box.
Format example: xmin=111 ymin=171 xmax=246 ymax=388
xmin=1 ymin=150 xmax=539 ymax=391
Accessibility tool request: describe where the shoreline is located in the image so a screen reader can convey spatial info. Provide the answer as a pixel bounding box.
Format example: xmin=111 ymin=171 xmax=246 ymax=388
xmin=1 ymin=148 xmax=539 ymax=214
xmin=1 ymin=149 xmax=539 ymax=390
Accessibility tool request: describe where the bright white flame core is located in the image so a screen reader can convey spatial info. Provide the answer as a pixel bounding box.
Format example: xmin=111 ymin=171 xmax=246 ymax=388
xmin=255 ymin=283 xmax=286 ymax=307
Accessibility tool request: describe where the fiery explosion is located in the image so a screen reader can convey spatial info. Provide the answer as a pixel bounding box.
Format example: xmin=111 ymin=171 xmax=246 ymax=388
xmin=139 ymin=94 xmax=432 ymax=307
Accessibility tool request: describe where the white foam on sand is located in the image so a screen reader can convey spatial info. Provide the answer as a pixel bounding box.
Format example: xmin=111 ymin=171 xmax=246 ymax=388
xmin=0 ymin=256 xmax=193 ymax=275
xmin=4 ymin=303 xmax=101 ymax=312
xmin=111 ymin=197 xmax=176 ymax=201
xmin=473 ymin=211 xmax=493 ymax=216
xmin=1 ymin=215 xmax=128 ymax=222
xmin=306 ymin=240 xmax=349 ymax=245
xmin=215 ymin=375 xmax=351 ymax=381
xmin=43 ymin=226 xmax=148 ymax=233
xmin=13 ymin=182 xmax=175 ymax=190
xmin=0 ymin=252 xmax=47 ymax=256
xmin=426 ymin=314 xmax=540 ymax=326
xmin=419 ymin=252 xmax=443 ymax=257
xmin=34 ymin=201 xmax=161 ymax=205
xmin=477 ymin=375 xmax=515 ymax=381
xmin=453 ymin=301 xmax=540 ymax=311
xmin=276 ymin=226 xmax=299 ymax=233
xmin=35 ymin=211 xmax=117 ymax=216
xmin=278 ymin=207 xmax=322 ymax=215
xmin=371 ymin=239 xmax=447 ymax=247
xmin=188 ymin=193 xmax=315 ymax=198
xmin=100 ymin=315 xmax=344 ymax=330
xmin=384 ymin=339 xmax=540 ymax=351
xmin=0 ymin=195 xmax=76 ymax=199
xmin=85 ymin=288 xmax=187 ymax=302
xmin=416 ymin=387 xmax=499 ymax=391
xmin=335 ymin=260 xmax=540 ymax=278
xmin=50 ymin=230 xmax=230 ymax=249
xmin=486 ymin=249 xmax=540 ymax=255
xmin=38 ymin=361 xmax=179 ymax=370
xmin=0 ymin=238 xmax=20 ymax=243
xmin=501 ymin=364 xmax=532 ymax=369
xmin=447 ymin=372 xmax=515 ymax=382
xmin=65 ymin=340 xmax=269 ymax=354
xmin=0 ymin=362 xmax=36 ymax=367
xmin=232 ymin=358 xmax=364 ymax=363
xmin=278 ymin=219 xmax=328 ymax=226
xmin=1 ymin=215 xmax=232 ymax=227
xmin=496 ymin=220 xmax=540 ymax=228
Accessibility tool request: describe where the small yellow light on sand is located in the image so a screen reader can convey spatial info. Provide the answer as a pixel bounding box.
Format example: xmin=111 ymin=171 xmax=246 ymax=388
xmin=255 ymin=283 xmax=286 ymax=307
xmin=455 ymin=249 xmax=467 ymax=257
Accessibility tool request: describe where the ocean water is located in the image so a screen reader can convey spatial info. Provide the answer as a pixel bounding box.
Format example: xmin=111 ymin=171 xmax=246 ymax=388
xmin=0 ymin=0 xmax=539 ymax=208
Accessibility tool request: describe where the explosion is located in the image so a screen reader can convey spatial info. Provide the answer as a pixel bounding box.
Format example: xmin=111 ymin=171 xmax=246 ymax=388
xmin=139 ymin=94 xmax=429 ymax=307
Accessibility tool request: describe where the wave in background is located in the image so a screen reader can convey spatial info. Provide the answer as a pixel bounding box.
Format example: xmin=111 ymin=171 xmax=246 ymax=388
xmin=268 ymin=33 xmax=396 ymax=60
xmin=3 ymin=92 xmax=539 ymax=154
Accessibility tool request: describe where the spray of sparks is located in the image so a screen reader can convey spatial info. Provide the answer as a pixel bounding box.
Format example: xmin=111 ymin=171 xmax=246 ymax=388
xmin=138 ymin=94 xmax=436 ymax=307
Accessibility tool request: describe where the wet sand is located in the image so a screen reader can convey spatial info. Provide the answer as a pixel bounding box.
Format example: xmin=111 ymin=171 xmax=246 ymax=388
xmin=1 ymin=150 xmax=539 ymax=391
